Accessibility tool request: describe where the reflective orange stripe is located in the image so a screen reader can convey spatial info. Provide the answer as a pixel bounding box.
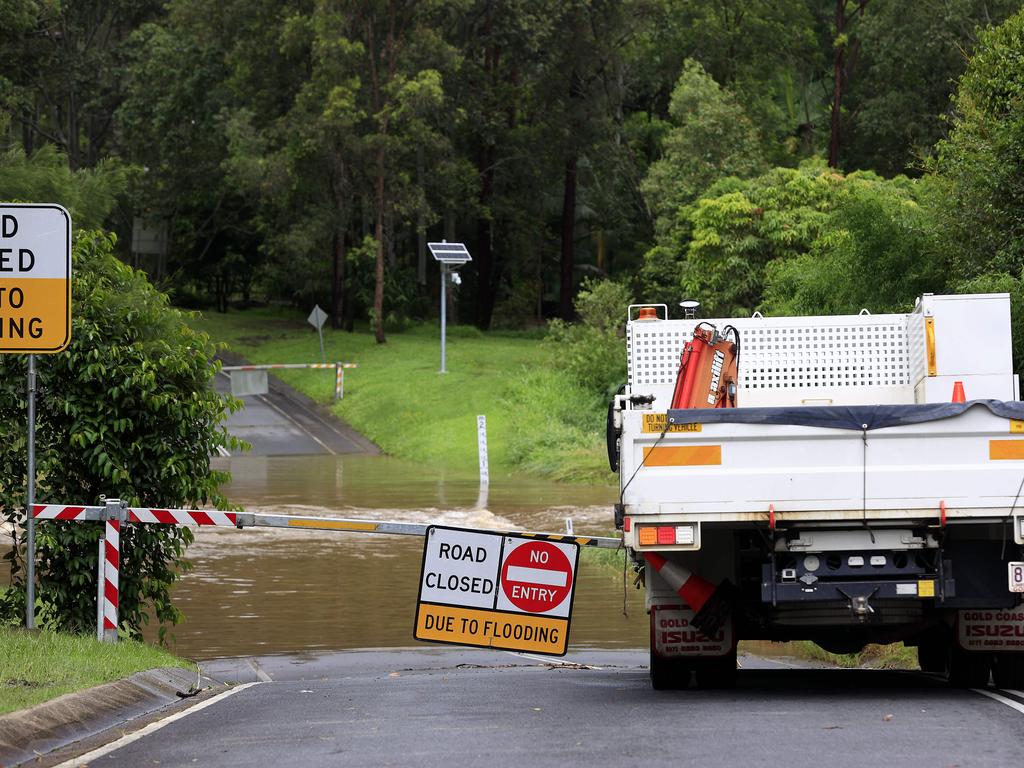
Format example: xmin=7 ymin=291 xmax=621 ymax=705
xmin=989 ymin=440 xmax=1024 ymax=460
xmin=925 ymin=317 xmax=937 ymax=376
xmin=643 ymin=445 xmax=722 ymax=466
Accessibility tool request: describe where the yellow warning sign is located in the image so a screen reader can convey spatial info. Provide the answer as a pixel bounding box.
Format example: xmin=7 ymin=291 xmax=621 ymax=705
xmin=1011 ymin=420 xmax=1024 ymax=434
xmin=414 ymin=604 xmax=569 ymax=655
xmin=641 ymin=413 xmax=702 ymax=433
xmin=0 ymin=205 xmax=71 ymax=353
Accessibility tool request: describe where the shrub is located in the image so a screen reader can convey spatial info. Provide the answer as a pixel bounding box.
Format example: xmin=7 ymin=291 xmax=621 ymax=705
xmin=0 ymin=231 xmax=240 ymax=638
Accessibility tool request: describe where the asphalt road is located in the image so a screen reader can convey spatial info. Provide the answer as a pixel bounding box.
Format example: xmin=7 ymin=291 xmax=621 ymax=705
xmin=216 ymin=370 xmax=376 ymax=456
xmin=48 ymin=649 xmax=1024 ymax=768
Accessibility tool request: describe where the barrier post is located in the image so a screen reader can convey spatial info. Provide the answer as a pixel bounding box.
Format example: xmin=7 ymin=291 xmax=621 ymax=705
xmin=335 ymin=363 xmax=343 ymax=400
xmin=102 ymin=499 xmax=123 ymax=643
xmin=96 ymin=531 xmax=105 ymax=641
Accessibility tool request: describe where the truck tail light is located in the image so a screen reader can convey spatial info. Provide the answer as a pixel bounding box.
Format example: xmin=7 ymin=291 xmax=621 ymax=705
xmin=637 ymin=524 xmax=696 ymax=547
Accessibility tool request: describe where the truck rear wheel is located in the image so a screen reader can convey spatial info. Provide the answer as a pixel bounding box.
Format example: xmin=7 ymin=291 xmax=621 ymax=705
xmin=992 ymin=653 xmax=1024 ymax=689
xmin=916 ymin=634 xmax=949 ymax=675
xmin=649 ymin=647 xmax=692 ymax=690
xmin=693 ymin=649 xmax=738 ymax=689
xmin=947 ymin=646 xmax=992 ymax=688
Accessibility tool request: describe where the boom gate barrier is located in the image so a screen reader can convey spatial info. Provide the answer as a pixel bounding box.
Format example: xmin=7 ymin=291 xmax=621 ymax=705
xmin=220 ymin=362 xmax=358 ymax=400
xmin=31 ymin=500 xmax=622 ymax=642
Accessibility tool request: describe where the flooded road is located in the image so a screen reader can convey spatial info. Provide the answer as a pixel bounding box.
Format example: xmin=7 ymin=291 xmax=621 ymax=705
xmin=154 ymin=454 xmax=648 ymax=659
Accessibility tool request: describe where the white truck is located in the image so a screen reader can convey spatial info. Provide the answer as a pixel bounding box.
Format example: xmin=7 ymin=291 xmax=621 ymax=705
xmin=608 ymin=293 xmax=1024 ymax=689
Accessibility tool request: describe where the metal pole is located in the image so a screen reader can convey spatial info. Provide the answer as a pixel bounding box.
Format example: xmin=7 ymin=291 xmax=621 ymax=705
xmin=96 ymin=531 xmax=105 ymax=641
xmin=440 ymin=262 xmax=447 ymax=374
xmin=317 ymin=324 xmax=326 ymax=365
xmin=26 ymin=354 xmax=36 ymax=629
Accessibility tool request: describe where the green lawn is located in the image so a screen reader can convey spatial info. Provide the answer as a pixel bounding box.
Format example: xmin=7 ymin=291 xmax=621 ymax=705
xmin=0 ymin=627 xmax=192 ymax=715
xmin=190 ymin=307 xmax=613 ymax=483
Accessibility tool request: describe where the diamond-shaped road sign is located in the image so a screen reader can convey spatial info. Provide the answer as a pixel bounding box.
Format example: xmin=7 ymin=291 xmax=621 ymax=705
xmin=307 ymin=304 xmax=328 ymax=330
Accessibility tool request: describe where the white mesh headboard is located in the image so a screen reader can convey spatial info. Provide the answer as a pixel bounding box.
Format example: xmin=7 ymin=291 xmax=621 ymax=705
xmin=626 ymin=313 xmax=915 ymax=407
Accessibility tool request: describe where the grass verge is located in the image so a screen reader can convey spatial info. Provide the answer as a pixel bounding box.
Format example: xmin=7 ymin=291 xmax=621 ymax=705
xmin=0 ymin=627 xmax=192 ymax=715
xmin=780 ymin=640 xmax=919 ymax=670
xmin=189 ymin=307 xmax=614 ymax=483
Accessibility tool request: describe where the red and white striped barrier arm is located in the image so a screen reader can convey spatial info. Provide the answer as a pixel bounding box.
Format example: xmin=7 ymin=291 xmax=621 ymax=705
xmin=126 ymin=508 xmax=238 ymax=526
xmin=103 ymin=519 xmax=119 ymax=640
xmin=33 ymin=504 xmax=90 ymax=520
xmin=33 ymin=504 xmax=237 ymax=527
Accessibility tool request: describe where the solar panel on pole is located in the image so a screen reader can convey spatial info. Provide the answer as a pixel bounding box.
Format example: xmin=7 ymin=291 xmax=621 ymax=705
xmin=427 ymin=242 xmax=472 ymax=265
xmin=428 ymin=242 xmax=471 ymax=373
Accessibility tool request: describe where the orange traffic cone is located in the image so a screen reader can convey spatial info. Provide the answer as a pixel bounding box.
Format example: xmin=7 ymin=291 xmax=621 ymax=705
xmin=952 ymin=381 xmax=966 ymax=403
xmin=644 ymin=552 xmax=717 ymax=611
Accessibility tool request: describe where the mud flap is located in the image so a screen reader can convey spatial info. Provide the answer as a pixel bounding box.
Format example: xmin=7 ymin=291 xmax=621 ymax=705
xmin=651 ymin=604 xmax=735 ymax=659
xmin=955 ymin=608 xmax=1024 ymax=652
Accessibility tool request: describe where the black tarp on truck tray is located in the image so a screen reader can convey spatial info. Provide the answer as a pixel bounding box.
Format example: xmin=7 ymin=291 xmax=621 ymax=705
xmin=664 ymin=399 xmax=1024 ymax=432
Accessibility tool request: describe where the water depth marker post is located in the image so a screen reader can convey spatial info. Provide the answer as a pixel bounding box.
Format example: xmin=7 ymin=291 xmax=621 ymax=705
xmin=428 ymin=242 xmax=471 ymax=374
xmin=0 ymin=204 xmax=72 ymax=629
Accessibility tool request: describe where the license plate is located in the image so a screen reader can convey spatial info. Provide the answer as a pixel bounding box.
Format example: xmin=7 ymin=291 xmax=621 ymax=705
xmin=1011 ymin=562 xmax=1024 ymax=593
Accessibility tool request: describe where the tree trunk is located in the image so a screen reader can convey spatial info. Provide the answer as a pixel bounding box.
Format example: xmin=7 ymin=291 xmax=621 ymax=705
xmin=475 ymin=144 xmax=496 ymax=329
xmin=331 ymin=229 xmax=346 ymax=330
xmin=373 ymin=147 xmax=387 ymax=344
xmin=559 ymin=154 xmax=578 ymax=320
xmin=417 ymin=145 xmax=426 ymax=285
xmin=828 ymin=0 xmax=845 ymax=169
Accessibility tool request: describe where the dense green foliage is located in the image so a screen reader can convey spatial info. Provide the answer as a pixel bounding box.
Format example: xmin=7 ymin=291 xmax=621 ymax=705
xmin=546 ymin=279 xmax=632 ymax=398
xmin=932 ymin=9 xmax=1024 ymax=281
xmin=0 ymin=232 xmax=239 ymax=636
xmin=5 ymin=0 xmax=1022 ymax=332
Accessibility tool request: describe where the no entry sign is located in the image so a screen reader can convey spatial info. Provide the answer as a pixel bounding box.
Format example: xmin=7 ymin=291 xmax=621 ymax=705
xmin=498 ymin=540 xmax=574 ymax=615
xmin=414 ymin=526 xmax=579 ymax=655
xmin=0 ymin=204 xmax=72 ymax=353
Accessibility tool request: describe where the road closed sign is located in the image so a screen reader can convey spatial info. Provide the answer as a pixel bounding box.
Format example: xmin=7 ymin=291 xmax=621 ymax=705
xmin=0 ymin=204 xmax=72 ymax=353
xmin=414 ymin=526 xmax=579 ymax=656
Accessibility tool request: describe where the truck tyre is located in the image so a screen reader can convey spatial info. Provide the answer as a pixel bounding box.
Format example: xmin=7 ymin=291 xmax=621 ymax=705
xmin=917 ymin=635 xmax=948 ymax=675
xmin=693 ymin=649 xmax=738 ymax=689
xmin=650 ymin=648 xmax=691 ymax=690
xmin=947 ymin=646 xmax=992 ymax=688
xmin=992 ymin=653 xmax=1024 ymax=689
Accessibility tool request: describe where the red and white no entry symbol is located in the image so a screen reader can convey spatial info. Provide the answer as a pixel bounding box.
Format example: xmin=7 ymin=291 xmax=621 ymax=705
xmin=500 ymin=540 xmax=573 ymax=613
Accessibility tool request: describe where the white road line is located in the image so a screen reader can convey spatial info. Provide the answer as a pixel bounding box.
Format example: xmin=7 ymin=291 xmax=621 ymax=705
xmin=972 ymin=687 xmax=1024 ymax=715
xmin=50 ymin=682 xmax=261 ymax=767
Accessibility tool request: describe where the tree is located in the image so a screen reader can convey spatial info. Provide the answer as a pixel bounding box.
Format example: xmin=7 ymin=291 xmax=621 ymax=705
xmin=640 ymin=162 xmax=935 ymax=317
xmin=826 ymin=0 xmax=870 ymax=168
xmin=761 ymin=175 xmax=942 ymax=315
xmin=1 ymin=0 xmax=164 ymax=167
xmin=0 ymin=143 xmax=129 ymax=229
xmin=0 ymin=231 xmax=239 ymax=635
xmin=840 ymin=0 xmax=1021 ymax=176
xmin=118 ymin=10 xmax=261 ymax=309
xmin=931 ymin=8 xmax=1024 ymax=280
xmin=640 ymin=60 xmax=764 ymax=241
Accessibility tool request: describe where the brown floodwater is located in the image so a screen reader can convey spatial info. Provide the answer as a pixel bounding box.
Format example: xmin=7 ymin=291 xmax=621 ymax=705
xmin=149 ymin=454 xmax=649 ymax=659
